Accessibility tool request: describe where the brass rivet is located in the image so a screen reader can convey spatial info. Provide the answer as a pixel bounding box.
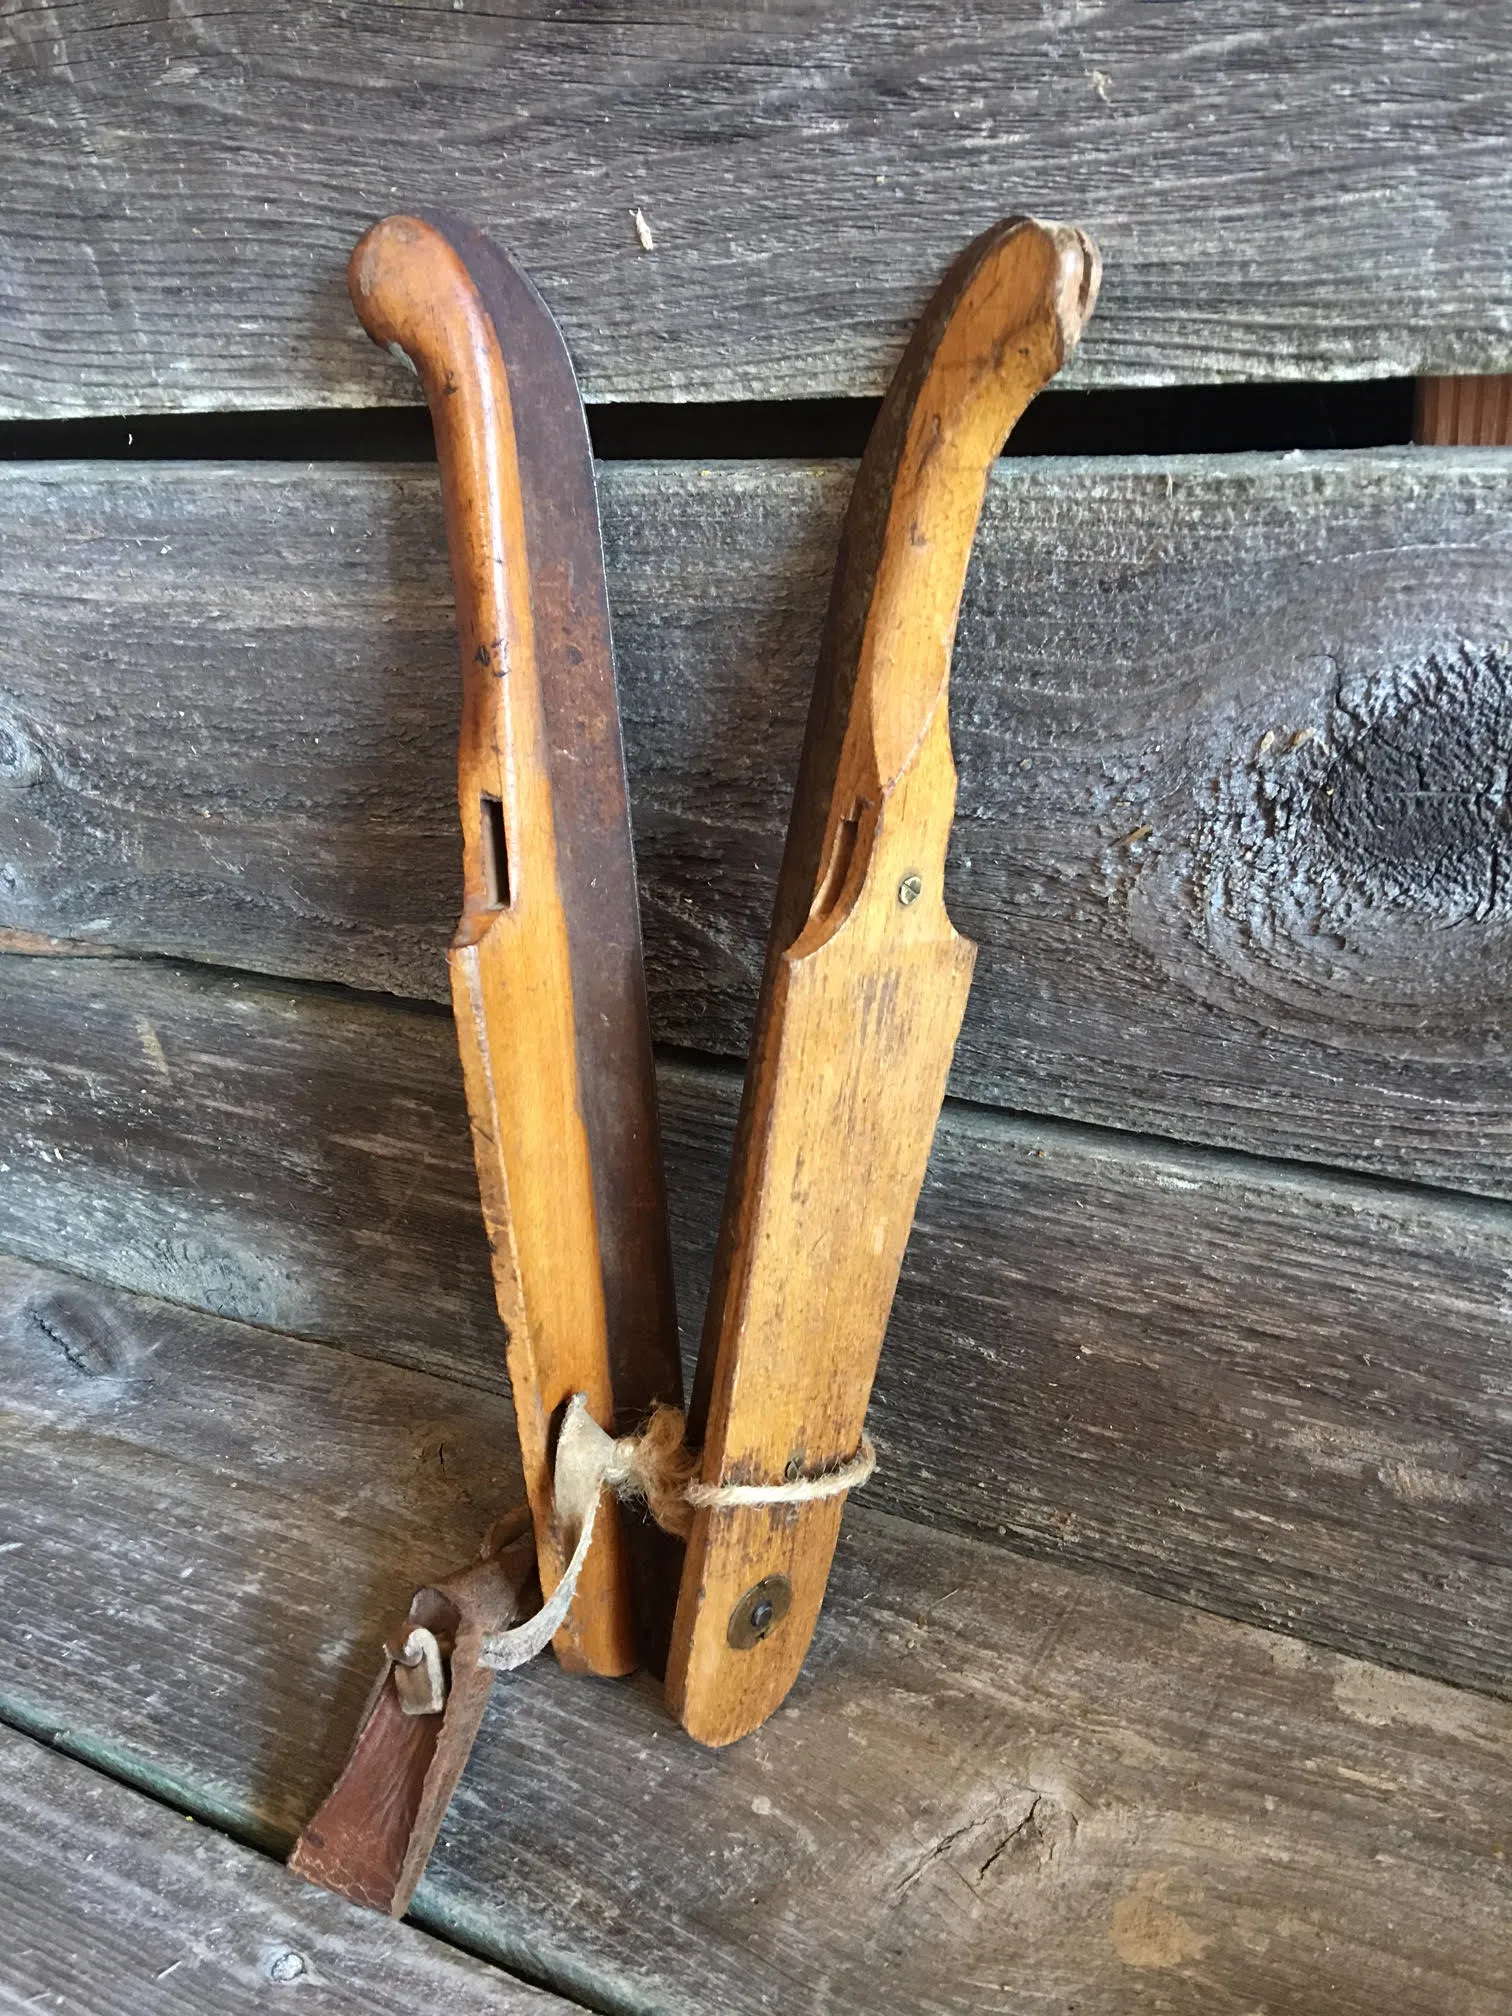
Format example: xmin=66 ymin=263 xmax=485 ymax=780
xmin=897 ymin=872 xmax=923 ymax=906
xmin=727 ymin=1574 xmax=792 ymax=1650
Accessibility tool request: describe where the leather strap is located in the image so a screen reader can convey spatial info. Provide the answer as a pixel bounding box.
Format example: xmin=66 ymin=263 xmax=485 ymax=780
xmin=289 ymin=1510 xmax=538 ymax=1916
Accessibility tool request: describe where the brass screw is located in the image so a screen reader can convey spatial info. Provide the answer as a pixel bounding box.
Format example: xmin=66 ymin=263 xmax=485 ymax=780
xmin=897 ymin=872 xmax=923 ymax=907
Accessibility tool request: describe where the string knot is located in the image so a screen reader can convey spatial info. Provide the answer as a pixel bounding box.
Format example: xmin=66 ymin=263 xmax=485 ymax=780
xmin=478 ymin=1396 xmax=875 ymax=1673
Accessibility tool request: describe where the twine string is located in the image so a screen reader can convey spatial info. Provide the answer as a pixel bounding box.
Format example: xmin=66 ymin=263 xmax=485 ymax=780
xmin=477 ymin=1396 xmax=874 ymax=1673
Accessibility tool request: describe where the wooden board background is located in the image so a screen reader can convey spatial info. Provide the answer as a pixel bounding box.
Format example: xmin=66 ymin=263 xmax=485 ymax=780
xmin=4 ymin=453 xmax=1511 ymax=1192
xmin=2 ymin=949 xmax=1507 ymax=1700
xmin=0 ymin=1726 xmax=567 ymax=2014
xmin=4 ymin=6 xmax=1510 ymax=2007
xmin=2 ymin=1252 xmax=1508 ymax=2016
xmin=2 ymin=2 xmax=1511 ymax=416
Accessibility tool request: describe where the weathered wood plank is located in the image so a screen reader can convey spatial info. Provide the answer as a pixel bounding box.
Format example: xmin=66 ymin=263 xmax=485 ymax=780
xmin=664 ymin=1074 xmax=1512 ymax=1703
xmin=1417 ymin=374 xmax=1512 ymax=444
xmin=0 ymin=1255 xmax=520 ymax=1839
xmin=0 ymin=1727 xmax=566 ymax=2014
xmin=1 ymin=952 xmax=1507 ymax=1697
xmin=1 ymin=1256 xmax=1508 ymax=2016
xmin=4 ymin=453 xmax=1512 ymax=1191
xmin=0 ymin=956 xmax=509 ymax=1393
xmin=1 ymin=1 xmax=1509 ymax=417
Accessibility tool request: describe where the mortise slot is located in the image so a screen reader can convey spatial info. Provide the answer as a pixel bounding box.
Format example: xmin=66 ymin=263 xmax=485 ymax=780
xmin=810 ymin=806 xmax=862 ymax=922
xmin=480 ymin=795 xmax=511 ymax=908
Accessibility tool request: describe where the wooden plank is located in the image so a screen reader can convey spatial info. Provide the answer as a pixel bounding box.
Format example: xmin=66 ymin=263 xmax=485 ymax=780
xmin=1 ymin=1255 xmax=1508 ymax=2016
xmin=662 ymin=1071 xmax=1512 ymax=1702
xmin=1 ymin=952 xmax=1508 ymax=1697
xmin=0 ymin=953 xmax=507 ymax=1394
xmin=1 ymin=2 xmax=1510 ymax=417
xmin=4 ymin=452 xmax=1512 ymax=1192
xmin=1416 ymin=374 xmax=1512 ymax=443
xmin=0 ymin=1254 xmax=519 ymax=1840
xmin=661 ymin=216 xmax=1096 ymax=1749
xmin=0 ymin=1727 xmax=566 ymax=2015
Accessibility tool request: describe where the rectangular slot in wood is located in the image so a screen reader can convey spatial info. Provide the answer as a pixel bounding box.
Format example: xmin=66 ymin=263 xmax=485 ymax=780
xmin=480 ymin=794 xmax=511 ymax=909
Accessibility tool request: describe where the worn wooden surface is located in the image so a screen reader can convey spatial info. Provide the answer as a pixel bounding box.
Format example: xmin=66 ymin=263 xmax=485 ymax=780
xmin=1417 ymin=374 xmax=1512 ymax=444
xmin=0 ymin=1727 xmax=563 ymax=2015
xmin=0 ymin=1253 xmax=521 ymax=1836
xmin=670 ymin=219 xmax=1097 ymax=1745
xmin=2 ymin=1 xmax=1510 ymax=417
xmin=4 ymin=6 xmax=1506 ymax=2004
xmin=352 ymin=211 xmax=654 ymax=1675
xmin=0 ymin=955 xmax=509 ymax=1391
xmin=4 ymin=453 xmax=1511 ymax=1191
xmin=0 ymin=1253 xmax=1507 ymax=2016
xmin=2 ymin=951 xmax=1507 ymax=1697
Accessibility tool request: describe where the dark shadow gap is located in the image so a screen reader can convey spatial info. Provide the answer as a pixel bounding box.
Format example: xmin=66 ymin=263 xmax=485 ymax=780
xmin=0 ymin=379 xmax=1417 ymax=463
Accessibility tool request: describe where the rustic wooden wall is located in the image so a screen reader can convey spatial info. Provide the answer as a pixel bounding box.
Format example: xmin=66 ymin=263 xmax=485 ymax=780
xmin=2 ymin=6 xmax=1511 ymax=2008
xmin=2 ymin=3 xmax=1509 ymax=413
xmin=5 ymin=455 xmax=1511 ymax=1187
xmin=3 ymin=1254 xmax=1509 ymax=2014
xmin=2 ymin=452 xmax=1511 ymax=1696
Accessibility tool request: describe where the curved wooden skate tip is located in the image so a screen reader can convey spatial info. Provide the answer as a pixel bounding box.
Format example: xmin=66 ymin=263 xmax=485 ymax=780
xmin=811 ymin=217 xmax=1101 ymax=943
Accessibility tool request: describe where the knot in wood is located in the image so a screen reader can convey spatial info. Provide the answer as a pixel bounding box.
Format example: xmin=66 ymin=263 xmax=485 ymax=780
xmin=1309 ymin=645 xmax=1512 ymax=924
